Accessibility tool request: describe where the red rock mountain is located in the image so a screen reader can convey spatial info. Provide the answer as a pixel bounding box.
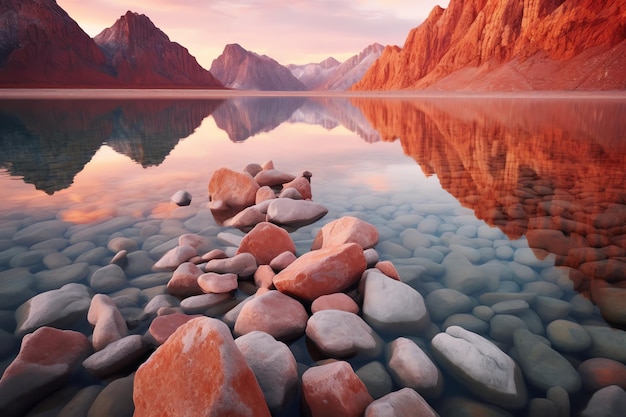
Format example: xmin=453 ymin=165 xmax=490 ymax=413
xmin=210 ymin=43 xmax=306 ymax=91
xmin=94 ymin=11 xmax=223 ymax=88
xmin=0 ymin=0 xmax=117 ymax=87
xmin=353 ymin=0 xmax=626 ymax=90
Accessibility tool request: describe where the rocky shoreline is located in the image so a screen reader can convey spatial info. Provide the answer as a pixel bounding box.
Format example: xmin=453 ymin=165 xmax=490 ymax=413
xmin=0 ymin=162 xmax=625 ymax=416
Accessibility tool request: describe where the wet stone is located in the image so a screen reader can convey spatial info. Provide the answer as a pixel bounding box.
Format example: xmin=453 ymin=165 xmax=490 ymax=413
xmin=386 ymin=337 xmax=443 ymax=398
xmin=82 ymin=334 xmax=149 ymax=378
xmin=443 ymin=314 xmax=489 ymax=334
xmin=489 ymin=314 xmax=528 ymax=345
xmin=491 ymin=299 xmax=529 ymax=315
xmin=89 ymin=264 xmax=128 ymax=293
xmin=34 ymin=262 xmax=90 ymax=292
xmin=425 ymin=288 xmax=474 ymax=322
xmin=0 ymin=268 xmax=36 ymax=309
xmin=546 ymin=319 xmax=591 ymax=353
xmin=356 ymin=361 xmax=394 ymax=400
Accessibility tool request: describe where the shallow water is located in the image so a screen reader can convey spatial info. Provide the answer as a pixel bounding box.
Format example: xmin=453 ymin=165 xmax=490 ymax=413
xmin=0 ymin=93 xmax=625 ymax=416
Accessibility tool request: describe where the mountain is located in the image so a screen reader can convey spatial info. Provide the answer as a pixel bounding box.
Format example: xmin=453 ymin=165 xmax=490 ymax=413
xmin=0 ymin=0 xmax=117 ymax=87
xmin=288 ymin=57 xmax=341 ymax=90
xmin=353 ymin=0 xmax=626 ymax=91
xmin=94 ymin=11 xmax=223 ymax=88
xmin=210 ymin=43 xmax=306 ymax=91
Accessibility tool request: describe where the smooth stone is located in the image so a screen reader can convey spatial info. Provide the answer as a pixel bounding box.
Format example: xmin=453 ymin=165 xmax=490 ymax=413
xmin=266 ymin=198 xmax=328 ymax=228
xmin=254 ymin=169 xmax=296 ymax=187
xmin=68 ymin=217 xmax=135 ymax=244
xmin=0 ymin=327 xmax=91 ymax=417
xmin=87 ymin=294 xmax=128 ymax=351
xmin=171 ymin=190 xmax=192 ymax=206
xmin=166 ymin=262 xmax=203 ymax=298
xmin=413 ymin=247 xmax=444 ymax=263
xmin=570 ymin=293 xmax=596 ymax=318
xmin=15 ymin=283 xmax=92 ymax=337
xmin=425 ymin=288 xmax=474 ymax=322
xmin=9 ymin=248 xmax=53 ymax=268
xmin=578 ymin=358 xmax=626 ymax=391
xmin=491 ymin=300 xmax=529 ymax=315
xmin=13 ymin=220 xmax=70 ymax=246
xmin=42 ymin=252 xmax=72 ymax=269
xmin=443 ymin=314 xmax=489 ymax=334
xmin=417 ymin=217 xmax=440 ymax=234
xmin=442 ymin=252 xmax=488 ymax=294
xmin=374 ymin=261 xmax=400 ymax=280
xmin=75 ymin=246 xmax=110 ymax=265
xmin=513 ymin=328 xmax=581 ymax=393
xmin=311 ymin=216 xmax=379 ymax=250
xmin=546 ymin=319 xmax=591 ymax=353
xmin=237 ymin=222 xmax=296 ymax=265
xmin=146 ymin=313 xmax=203 ymax=346
xmin=387 ymin=337 xmax=442 ymax=398
xmin=594 ymin=287 xmax=626 ymax=326
xmin=311 ymin=292 xmax=359 ymax=314
xmin=278 ymin=187 xmax=303 ymax=199
xmin=273 ymin=243 xmax=366 ymax=301
xmin=208 ymin=167 xmax=260 ymax=211
xmin=514 ymin=247 xmax=556 ymax=268
xmin=89 ymin=264 xmax=128 ymax=293
xmin=107 ymin=237 xmax=138 ymax=253
xmin=364 ymin=388 xmax=438 ymax=417
xmin=133 ymin=317 xmax=270 ymax=417
xmin=580 ymin=385 xmax=626 ymax=417
xmin=449 ymin=244 xmax=482 ymax=263
xmin=534 ymin=296 xmax=572 ymax=322
xmin=0 ymin=268 xmax=36 ymax=309
xmin=205 ymin=252 xmax=257 ymax=278
xmin=489 ymin=314 xmax=528 ymax=345
xmin=223 ymin=205 xmax=266 ymax=228
xmin=495 ymin=245 xmax=515 ymax=260
xmin=356 ymin=361 xmax=394 ymax=400
xmin=235 ymin=331 xmax=298 ymax=412
xmin=584 ymin=326 xmax=626 ymax=363
xmin=377 ymin=241 xmax=412 ymax=258
xmin=142 ymin=294 xmax=179 ymax=316
xmin=152 ymin=245 xmax=196 ymax=271
xmin=526 ymin=398 xmax=558 ymax=417
xmin=307 ymin=309 xmax=383 ymax=359
xmin=436 ymin=396 xmax=515 ymax=417
xmin=302 ymin=361 xmax=373 ymax=417
xmin=128 ymin=272 xmax=171 ymax=289
xmin=123 ymin=251 xmax=155 ymax=277
xmin=198 ymin=272 xmax=238 ymax=294
xmin=0 ymin=246 xmax=27 ymax=266
xmin=546 ymin=386 xmax=570 ymax=417
xmin=479 ymin=292 xmax=537 ymax=306
xmin=82 ymin=334 xmax=149 ymax=377
xmin=473 ymin=305 xmax=495 ymax=321
xmin=34 ymin=262 xmax=90 ymax=292
xmin=269 ymin=251 xmax=297 ymax=271
xmin=361 ymin=269 xmax=430 ymax=335
xmin=57 ymin=385 xmax=104 ymax=417
xmin=282 ymin=175 xmax=312 ymax=200
xmin=234 ymin=290 xmax=308 ymax=340
xmin=87 ymin=373 xmax=135 ymax=417
xmin=431 ymin=326 xmax=527 ymax=410
xmin=523 ymin=281 xmax=564 ymax=298
xmin=31 ymin=238 xmax=68 ymax=251
xmin=256 ymin=185 xmax=276 ymax=203
xmin=217 ymin=231 xmax=244 ymax=247
xmin=508 ymin=261 xmax=539 ymax=284
xmin=253 ymin=264 xmax=275 ymax=289
xmin=179 ymin=293 xmax=232 ymax=314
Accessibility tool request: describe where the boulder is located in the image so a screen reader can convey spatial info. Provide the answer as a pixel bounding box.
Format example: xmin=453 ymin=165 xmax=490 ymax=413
xmin=273 ymin=243 xmax=366 ymax=301
xmin=82 ymin=335 xmax=149 ymax=378
xmin=364 ymin=388 xmax=438 ymax=417
xmin=302 ymin=361 xmax=373 ymax=417
xmin=254 ymin=169 xmax=296 ymax=187
xmin=133 ymin=317 xmax=270 ymax=416
xmin=146 ymin=312 xmax=203 ymax=346
xmin=386 ymin=337 xmax=443 ymax=398
xmin=236 ymin=222 xmax=296 ymax=265
xmin=431 ymin=326 xmax=527 ymax=410
xmin=153 ymin=245 xmax=196 ymax=271
xmin=167 ymin=262 xmax=204 ymax=298
xmin=311 ymin=216 xmax=379 ymax=250
xmin=87 ymin=294 xmax=128 ymax=351
xmin=208 ymin=167 xmax=260 ymax=211
xmin=311 ymin=292 xmax=359 ymax=314
xmin=282 ymin=176 xmax=312 ymax=200
xmin=266 ymin=199 xmax=328 ymax=228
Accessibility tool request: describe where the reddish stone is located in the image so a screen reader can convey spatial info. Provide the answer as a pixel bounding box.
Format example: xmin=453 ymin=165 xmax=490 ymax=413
xmin=269 ymin=251 xmax=298 ymax=271
xmin=208 ymin=167 xmax=260 ymax=211
xmin=87 ymin=294 xmax=128 ymax=351
xmin=0 ymin=327 xmax=91 ymax=417
xmin=282 ymin=176 xmax=312 ymax=200
xmin=237 ymin=222 xmax=296 ymax=265
xmin=375 ymin=261 xmax=401 ymax=280
xmin=254 ymin=169 xmax=296 ymax=187
xmin=234 ymin=290 xmax=308 ymax=340
xmin=580 ymin=259 xmax=626 ymax=281
xmin=311 ymin=293 xmax=360 ymax=314
xmin=223 ymin=206 xmax=266 ymax=229
xmin=201 ymin=249 xmax=229 ymax=262
xmin=254 ymin=265 xmax=276 ymax=289
xmin=205 ymin=253 xmax=258 ymax=277
xmin=147 ymin=313 xmax=203 ymax=345
xmin=167 ymin=262 xmax=203 ymax=298
xmin=261 ymin=160 xmax=275 ymax=170
xmin=302 ymin=361 xmax=373 ymax=417
xmin=311 ymin=216 xmax=379 ymax=250
xmin=178 ymin=234 xmax=207 ymax=250
xmin=153 ymin=245 xmax=197 ymax=271
xmin=273 ymin=243 xmax=367 ymax=301
xmin=578 ymin=358 xmax=626 ymax=392
xmin=256 ymin=186 xmax=277 ymax=204
xmin=134 ymin=317 xmax=270 ymax=417
xmin=198 ymin=272 xmax=239 ymax=294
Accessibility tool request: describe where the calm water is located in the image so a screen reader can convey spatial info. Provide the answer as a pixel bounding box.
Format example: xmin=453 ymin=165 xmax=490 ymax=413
xmin=0 ymin=93 xmax=625 ymax=416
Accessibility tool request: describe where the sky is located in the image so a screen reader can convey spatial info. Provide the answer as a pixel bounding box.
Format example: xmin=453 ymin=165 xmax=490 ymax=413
xmin=57 ymin=0 xmax=450 ymax=69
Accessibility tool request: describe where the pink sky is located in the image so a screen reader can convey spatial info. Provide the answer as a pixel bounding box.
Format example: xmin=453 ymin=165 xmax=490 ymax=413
xmin=57 ymin=0 xmax=449 ymax=69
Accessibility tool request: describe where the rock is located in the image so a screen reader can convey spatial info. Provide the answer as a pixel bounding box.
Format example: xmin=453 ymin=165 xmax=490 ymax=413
xmin=273 ymin=243 xmax=366 ymax=301
xmin=431 ymin=326 xmax=527 ymax=410
xmin=356 ymin=361 xmax=394 ymax=400
xmin=578 ymin=358 xmax=626 ymax=392
xmin=171 ymin=190 xmax=192 ymax=206
xmin=425 ymin=288 xmax=474 ymax=322
xmin=253 ymin=265 xmax=275 ymax=289
xmin=489 ymin=314 xmax=528 ymax=345
xmin=547 ymin=386 xmax=570 ymax=417
xmin=443 ymin=314 xmax=490 ymax=334
xmin=266 ymin=198 xmax=328 ymax=228
xmin=179 ymin=293 xmax=232 ymax=314
xmin=87 ymin=294 xmax=128 ymax=351
xmin=254 ymin=169 xmax=296 ymax=187
xmin=594 ymin=287 xmax=626 ymax=326
xmin=13 ymin=220 xmax=70 ymax=246
xmin=437 ymin=396 xmax=515 ymax=417
xmin=0 ymin=327 xmax=91 ymax=417
xmin=198 ymin=272 xmax=239 ymax=294
xmin=580 ymin=385 xmax=626 ymax=417
xmin=234 ymin=290 xmax=308 ymax=340
xmin=82 ymin=334 xmax=149 ymax=378
xmin=143 ymin=294 xmax=179 ymax=316
xmin=146 ymin=312 xmax=203 ymax=345
xmin=107 ymin=237 xmax=138 ymax=253
xmin=513 ymin=328 xmax=581 ymax=393
xmin=244 ymin=163 xmax=263 ymax=177
xmin=205 ymin=252 xmax=257 ymax=277
xmin=546 ymin=319 xmax=591 ymax=353
xmin=35 ymin=262 xmax=91 ymax=292
xmin=311 ymin=216 xmax=379 ymax=250
xmin=0 ymin=267 xmax=36 ymax=309
xmin=236 ymin=222 xmax=296 ymax=265
xmin=387 ymin=337 xmax=443 ymax=398
xmin=235 ymin=331 xmax=298 ymax=412
xmin=208 ymin=167 xmax=260 ymax=211
xmin=361 ymin=269 xmax=430 ymax=334
xmin=166 ymin=262 xmax=203 ymax=298
xmin=89 ymin=264 xmax=128 ymax=293
xmin=152 ymin=245 xmax=196 ymax=271
xmin=364 ymin=248 xmax=380 ymax=266
xmin=256 ymin=186 xmax=276 ymax=203
xmin=125 ymin=250 xmax=157 ymax=277
xmin=15 ymin=283 xmax=92 ymax=337
xmin=584 ymin=325 xmax=626 ymax=363
xmin=282 ymin=176 xmax=312 ymax=200
xmin=442 ymin=252 xmax=488 ymax=294
xmin=364 ymin=388 xmax=438 ymax=417
xmin=533 ymin=296 xmax=572 ymax=322
xmin=87 ymin=373 xmax=135 ymax=417
xmin=311 ymin=292 xmax=359 ymax=314
xmin=269 ymin=251 xmax=297 ymax=271
xmin=223 ymin=205 xmax=266 ymax=229
xmin=306 ymin=309 xmax=382 ymax=359
xmin=58 ymin=385 xmax=104 ymax=417
xmin=302 ymin=361 xmax=373 ymax=417
xmin=278 ymin=187 xmax=303 ymax=199
xmin=133 ymin=317 xmax=270 ymax=417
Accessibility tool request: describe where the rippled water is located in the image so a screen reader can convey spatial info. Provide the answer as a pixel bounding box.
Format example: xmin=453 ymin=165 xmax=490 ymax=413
xmin=0 ymin=92 xmax=625 ymax=416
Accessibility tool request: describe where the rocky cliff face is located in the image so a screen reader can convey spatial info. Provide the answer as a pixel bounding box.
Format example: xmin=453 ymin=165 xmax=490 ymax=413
xmin=0 ymin=0 xmax=117 ymax=86
xmin=288 ymin=57 xmax=341 ymax=90
xmin=210 ymin=44 xmax=306 ymax=91
xmin=94 ymin=11 xmax=224 ymax=88
xmin=353 ymin=0 xmax=626 ymax=90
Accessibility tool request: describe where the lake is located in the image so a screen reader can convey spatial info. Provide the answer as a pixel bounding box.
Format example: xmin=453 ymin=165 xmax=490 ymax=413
xmin=0 ymin=91 xmax=625 ymax=416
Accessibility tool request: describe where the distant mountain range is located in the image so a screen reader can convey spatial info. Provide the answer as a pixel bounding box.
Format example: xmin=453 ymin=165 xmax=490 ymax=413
xmin=353 ymin=0 xmax=626 ymax=90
